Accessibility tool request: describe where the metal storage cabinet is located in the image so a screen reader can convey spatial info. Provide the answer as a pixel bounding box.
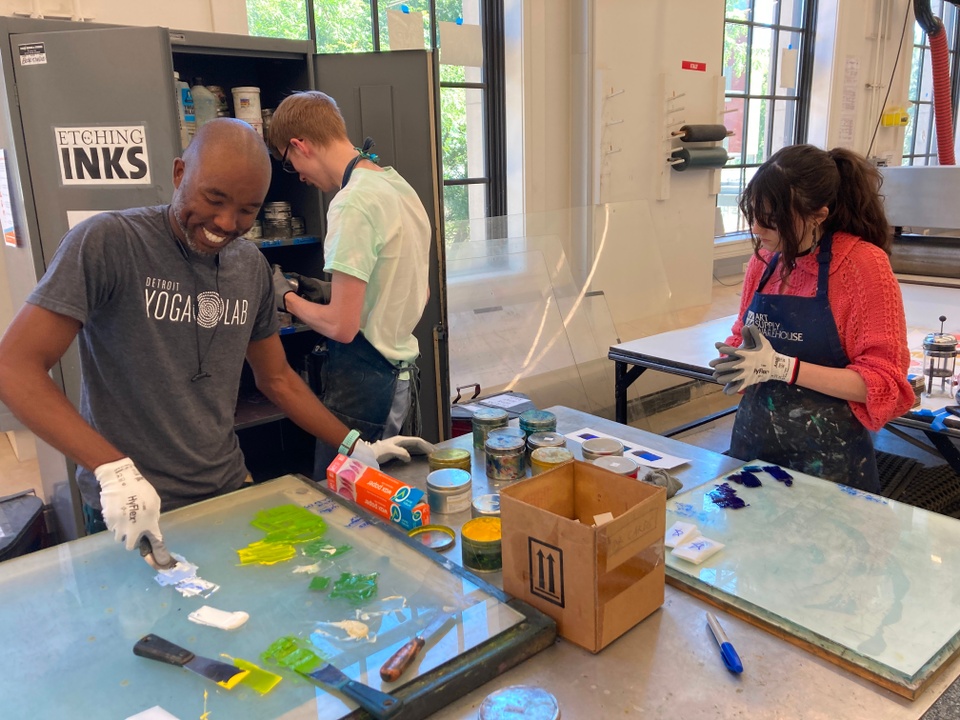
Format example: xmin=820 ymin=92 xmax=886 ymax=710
xmin=0 ymin=17 xmax=449 ymax=541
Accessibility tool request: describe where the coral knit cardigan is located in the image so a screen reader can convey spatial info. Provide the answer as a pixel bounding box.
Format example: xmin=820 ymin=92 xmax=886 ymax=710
xmin=726 ymin=231 xmax=915 ymax=431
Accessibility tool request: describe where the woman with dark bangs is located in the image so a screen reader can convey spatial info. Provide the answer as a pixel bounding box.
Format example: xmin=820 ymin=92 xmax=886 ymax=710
xmin=710 ymin=144 xmax=914 ymax=493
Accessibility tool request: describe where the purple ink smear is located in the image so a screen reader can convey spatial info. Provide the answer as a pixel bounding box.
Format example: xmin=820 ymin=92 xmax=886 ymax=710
xmin=727 ymin=471 xmax=762 ymax=488
xmin=763 ymin=465 xmax=794 ymax=486
xmin=578 ymin=433 xmax=600 ymax=440
xmin=708 ymin=482 xmax=749 ymax=509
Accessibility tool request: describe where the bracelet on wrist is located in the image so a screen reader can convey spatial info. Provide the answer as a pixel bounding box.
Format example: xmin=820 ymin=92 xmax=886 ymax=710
xmin=339 ymin=429 xmax=362 ymax=455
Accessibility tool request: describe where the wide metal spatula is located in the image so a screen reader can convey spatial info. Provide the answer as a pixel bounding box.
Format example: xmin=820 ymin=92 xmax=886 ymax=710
xmin=133 ymin=634 xmax=249 ymax=689
xmin=299 ymin=661 xmax=402 ymax=719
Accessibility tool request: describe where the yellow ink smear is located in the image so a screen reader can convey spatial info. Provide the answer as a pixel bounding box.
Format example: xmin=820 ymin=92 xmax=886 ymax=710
xmin=231 ymin=657 xmax=282 ymax=695
xmin=261 ymin=636 xmax=324 ymax=673
xmin=251 ymin=504 xmax=327 ymax=543
xmin=236 ymin=539 xmax=296 ymax=566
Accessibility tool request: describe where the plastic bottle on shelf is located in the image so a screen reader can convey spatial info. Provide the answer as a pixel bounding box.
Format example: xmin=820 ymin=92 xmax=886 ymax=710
xmin=191 ymin=78 xmax=218 ymax=130
xmin=176 ymin=75 xmax=196 ymax=148
xmin=173 ymin=72 xmax=188 ymax=150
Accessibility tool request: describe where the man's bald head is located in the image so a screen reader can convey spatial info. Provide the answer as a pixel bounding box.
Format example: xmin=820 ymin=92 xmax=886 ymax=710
xmin=183 ymin=118 xmax=271 ymax=177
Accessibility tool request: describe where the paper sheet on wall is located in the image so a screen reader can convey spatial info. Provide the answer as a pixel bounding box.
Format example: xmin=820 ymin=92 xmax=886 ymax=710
xmin=564 ymin=427 xmax=689 ymax=470
xmin=439 ymin=21 xmax=483 ymax=66
xmin=387 ymin=9 xmax=425 ymax=51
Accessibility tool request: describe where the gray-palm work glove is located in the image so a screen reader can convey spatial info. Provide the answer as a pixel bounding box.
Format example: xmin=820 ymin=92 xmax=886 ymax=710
xmin=708 ymin=324 xmax=798 ymax=395
xmin=271 ymin=264 xmax=296 ymax=312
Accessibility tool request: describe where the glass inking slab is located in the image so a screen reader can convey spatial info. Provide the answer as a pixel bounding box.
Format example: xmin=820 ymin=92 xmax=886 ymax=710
xmin=0 ymin=475 xmax=555 ymax=720
xmin=664 ymin=462 xmax=960 ymax=699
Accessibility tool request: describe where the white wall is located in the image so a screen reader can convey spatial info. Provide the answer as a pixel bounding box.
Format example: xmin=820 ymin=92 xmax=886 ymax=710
xmin=0 ymin=0 xmax=248 ymax=34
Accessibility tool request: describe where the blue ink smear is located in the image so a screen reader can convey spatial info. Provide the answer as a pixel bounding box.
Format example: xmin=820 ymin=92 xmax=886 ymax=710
xmin=633 ymin=450 xmax=662 ymax=461
xmin=762 ymin=465 xmax=794 ymax=486
xmin=670 ymin=502 xmax=699 ymax=519
xmin=836 ymin=485 xmax=889 ymax=504
xmin=743 ymin=465 xmax=764 ymax=472
xmin=708 ymin=483 xmax=749 ymax=509
xmin=727 ymin=471 xmax=762 ymax=488
xmin=578 ymin=433 xmax=600 ymax=440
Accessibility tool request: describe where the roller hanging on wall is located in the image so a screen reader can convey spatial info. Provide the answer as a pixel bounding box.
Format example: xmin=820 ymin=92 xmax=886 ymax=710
xmin=669 ymin=146 xmax=730 ymax=171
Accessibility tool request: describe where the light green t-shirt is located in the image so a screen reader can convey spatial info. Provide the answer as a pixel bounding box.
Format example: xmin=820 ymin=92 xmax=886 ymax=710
xmin=323 ymin=167 xmax=431 ymax=364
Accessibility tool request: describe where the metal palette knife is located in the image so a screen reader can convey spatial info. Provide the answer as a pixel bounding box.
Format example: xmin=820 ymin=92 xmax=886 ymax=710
xmin=133 ymin=634 xmax=249 ymax=690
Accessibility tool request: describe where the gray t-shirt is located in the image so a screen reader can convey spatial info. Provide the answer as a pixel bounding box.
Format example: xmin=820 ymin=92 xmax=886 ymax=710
xmin=27 ymin=205 xmax=278 ymax=510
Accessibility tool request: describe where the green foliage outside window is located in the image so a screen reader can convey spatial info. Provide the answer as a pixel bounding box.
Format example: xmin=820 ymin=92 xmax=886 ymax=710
xmin=247 ymin=0 xmax=478 ymax=236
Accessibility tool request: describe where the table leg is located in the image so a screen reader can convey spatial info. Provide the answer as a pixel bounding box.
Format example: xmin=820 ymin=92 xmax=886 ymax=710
xmin=614 ymin=362 xmax=646 ymax=424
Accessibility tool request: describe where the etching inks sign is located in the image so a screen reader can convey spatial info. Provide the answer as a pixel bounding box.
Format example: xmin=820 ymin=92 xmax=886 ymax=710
xmin=528 ymin=537 xmax=564 ymax=607
xmin=55 ymin=126 xmax=151 ymax=185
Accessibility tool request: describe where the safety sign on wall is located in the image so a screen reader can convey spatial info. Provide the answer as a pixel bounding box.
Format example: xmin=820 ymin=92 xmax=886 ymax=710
xmin=55 ymin=125 xmax=151 ymax=185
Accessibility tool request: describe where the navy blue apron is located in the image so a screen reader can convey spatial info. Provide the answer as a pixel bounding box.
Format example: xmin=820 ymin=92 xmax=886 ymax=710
xmin=312 ymin=332 xmax=402 ymax=479
xmin=728 ymin=232 xmax=879 ymax=493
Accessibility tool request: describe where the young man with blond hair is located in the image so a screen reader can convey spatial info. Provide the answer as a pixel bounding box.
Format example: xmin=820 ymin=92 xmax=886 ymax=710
xmin=268 ymin=91 xmax=432 ymax=479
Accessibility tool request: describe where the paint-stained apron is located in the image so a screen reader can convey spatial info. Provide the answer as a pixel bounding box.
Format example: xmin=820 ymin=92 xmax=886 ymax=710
xmin=729 ymin=232 xmax=879 ymax=493
xmin=312 ymin=332 xmax=405 ymax=479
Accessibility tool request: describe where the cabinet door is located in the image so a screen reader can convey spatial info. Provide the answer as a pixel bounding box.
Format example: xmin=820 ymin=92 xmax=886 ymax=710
xmin=314 ymin=50 xmax=450 ymax=441
xmin=10 ymin=26 xmax=180 ymax=269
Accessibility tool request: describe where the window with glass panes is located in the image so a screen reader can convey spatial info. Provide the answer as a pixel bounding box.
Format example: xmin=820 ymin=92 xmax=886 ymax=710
xmin=246 ymin=0 xmax=505 ymax=243
xmin=902 ymin=1 xmax=960 ymax=166
xmin=719 ymin=0 xmax=816 ymax=235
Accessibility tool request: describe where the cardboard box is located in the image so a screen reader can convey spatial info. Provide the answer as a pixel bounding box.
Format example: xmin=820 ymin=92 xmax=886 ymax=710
xmin=500 ymin=460 xmax=665 ymax=653
xmin=326 ymin=454 xmax=430 ymax=530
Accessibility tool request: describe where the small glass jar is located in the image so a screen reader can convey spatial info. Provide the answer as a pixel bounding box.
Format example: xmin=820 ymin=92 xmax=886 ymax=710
xmin=461 ymin=517 xmax=502 ymax=572
xmin=592 ymin=455 xmax=639 ymax=478
xmin=581 ymin=437 xmax=624 ymax=461
xmin=428 ymin=447 xmax=472 ymax=472
xmin=484 ymin=433 xmax=526 ymax=481
xmin=472 ymin=408 xmax=509 ymax=448
xmin=530 ymin=446 xmax=574 ymax=475
xmin=426 ymin=469 xmax=473 ymax=514
xmin=518 ymin=409 xmax=557 ymax=437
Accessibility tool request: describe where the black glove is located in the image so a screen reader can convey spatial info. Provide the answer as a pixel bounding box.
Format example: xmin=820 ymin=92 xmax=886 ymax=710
xmin=287 ymin=271 xmax=332 ymax=304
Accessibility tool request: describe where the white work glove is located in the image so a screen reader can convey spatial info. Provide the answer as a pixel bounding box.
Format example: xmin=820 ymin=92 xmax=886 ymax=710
xmin=350 ymin=436 xmax=436 ymax=470
xmin=708 ymin=324 xmax=798 ymax=396
xmin=95 ymin=457 xmax=164 ymax=552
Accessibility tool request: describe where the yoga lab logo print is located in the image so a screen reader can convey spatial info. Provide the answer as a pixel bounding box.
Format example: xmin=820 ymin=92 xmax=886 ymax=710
xmin=528 ymin=537 xmax=564 ymax=607
xmin=195 ymin=291 xmax=224 ymax=329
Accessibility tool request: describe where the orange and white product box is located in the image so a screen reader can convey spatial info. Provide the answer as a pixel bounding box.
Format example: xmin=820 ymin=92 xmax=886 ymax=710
xmin=326 ymin=454 xmax=430 ymax=530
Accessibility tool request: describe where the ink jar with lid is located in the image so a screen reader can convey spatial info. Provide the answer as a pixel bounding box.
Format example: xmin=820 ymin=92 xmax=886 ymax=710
xmin=484 ymin=433 xmax=526 ymax=481
xmin=592 ymin=455 xmax=639 ymax=478
xmin=518 ymin=409 xmax=557 ymax=437
xmin=428 ymin=447 xmax=472 ymax=473
xmin=530 ymin=446 xmax=574 ymax=475
xmin=426 ymin=469 xmax=473 ymax=515
xmin=472 ymin=408 xmax=509 ymax=449
xmin=526 ymin=431 xmax=566 ymax=462
xmin=580 ymin=437 xmax=624 ymax=461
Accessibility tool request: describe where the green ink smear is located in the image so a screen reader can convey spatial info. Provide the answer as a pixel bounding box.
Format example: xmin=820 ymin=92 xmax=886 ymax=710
xmin=303 ymin=541 xmax=351 ymax=558
xmin=309 ymin=576 xmax=331 ymax=591
xmin=237 ymin=504 xmax=329 ymax=565
xmin=261 ymin=636 xmax=324 ymax=673
xmin=330 ymin=571 xmax=379 ymax=604
xmin=252 ymin=505 xmax=328 ymax=543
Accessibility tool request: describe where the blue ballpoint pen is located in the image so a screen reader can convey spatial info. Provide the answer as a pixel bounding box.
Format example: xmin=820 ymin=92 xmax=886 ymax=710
xmin=707 ymin=612 xmax=744 ymax=674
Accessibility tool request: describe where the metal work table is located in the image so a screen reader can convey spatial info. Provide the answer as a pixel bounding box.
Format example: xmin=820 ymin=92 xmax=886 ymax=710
xmin=609 ymin=282 xmax=960 ymax=471
xmin=387 ymin=406 xmax=960 ymax=719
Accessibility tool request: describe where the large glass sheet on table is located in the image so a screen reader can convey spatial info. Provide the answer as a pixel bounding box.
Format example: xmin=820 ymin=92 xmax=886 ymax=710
xmin=0 ymin=476 xmax=551 ymax=719
xmin=664 ymin=462 xmax=960 ymax=698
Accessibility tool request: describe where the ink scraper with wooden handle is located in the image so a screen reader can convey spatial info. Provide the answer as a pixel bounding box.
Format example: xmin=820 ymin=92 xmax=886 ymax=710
xmin=380 ymin=611 xmax=456 ymax=682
